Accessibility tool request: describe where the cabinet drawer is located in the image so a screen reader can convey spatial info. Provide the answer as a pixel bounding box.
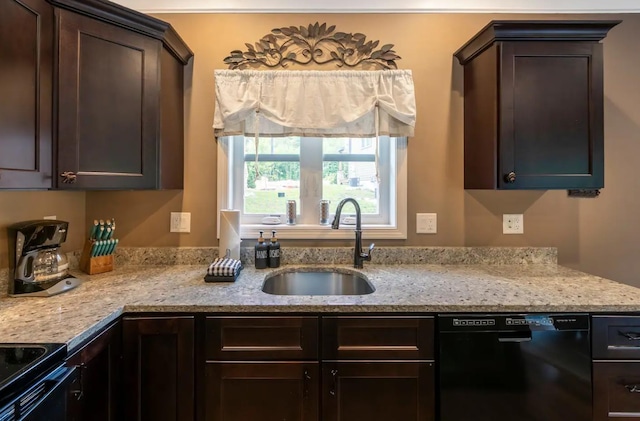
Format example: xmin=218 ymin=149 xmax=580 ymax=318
xmin=205 ymin=316 xmax=318 ymax=360
xmin=322 ymin=316 xmax=434 ymax=360
xmin=594 ymin=362 xmax=640 ymax=420
xmin=593 ymin=316 xmax=640 ymax=359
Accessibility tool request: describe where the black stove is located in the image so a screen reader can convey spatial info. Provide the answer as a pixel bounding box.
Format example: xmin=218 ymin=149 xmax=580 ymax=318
xmin=0 ymin=343 xmax=67 ymax=409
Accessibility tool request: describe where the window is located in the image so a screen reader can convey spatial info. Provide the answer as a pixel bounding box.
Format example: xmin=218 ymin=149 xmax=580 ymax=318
xmin=217 ymin=136 xmax=407 ymax=240
xmin=213 ymin=69 xmax=415 ymax=240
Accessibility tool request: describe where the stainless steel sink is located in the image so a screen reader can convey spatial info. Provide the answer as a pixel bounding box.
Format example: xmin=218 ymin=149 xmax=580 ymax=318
xmin=262 ymin=270 xmax=375 ymax=295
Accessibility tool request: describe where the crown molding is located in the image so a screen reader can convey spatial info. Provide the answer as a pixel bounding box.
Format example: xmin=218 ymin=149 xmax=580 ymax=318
xmin=110 ymin=0 xmax=640 ymax=14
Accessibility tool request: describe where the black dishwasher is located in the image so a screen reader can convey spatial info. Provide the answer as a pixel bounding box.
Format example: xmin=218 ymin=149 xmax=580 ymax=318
xmin=438 ymin=314 xmax=591 ymax=421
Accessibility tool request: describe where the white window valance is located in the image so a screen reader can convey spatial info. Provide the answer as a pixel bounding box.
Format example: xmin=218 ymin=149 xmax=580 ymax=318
xmin=213 ymin=69 xmax=416 ymax=138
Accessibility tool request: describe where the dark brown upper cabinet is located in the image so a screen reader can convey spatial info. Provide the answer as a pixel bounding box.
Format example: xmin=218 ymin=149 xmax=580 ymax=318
xmin=0 ymin=0 xmax=53 ymax=189
xmin=0 ymin=0 xmax=192 ymax=190
xmin=455 ymin=20 xmax=619 ymax=190
xmin=54 ymin=0 xmax=192 ymax=190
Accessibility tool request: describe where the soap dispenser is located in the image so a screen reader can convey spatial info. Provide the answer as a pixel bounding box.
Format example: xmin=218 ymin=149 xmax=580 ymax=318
xmin=254 ymin=231 xmax=269 ymax=269
xmin=268 ymin=230 xmax=280 ymax=268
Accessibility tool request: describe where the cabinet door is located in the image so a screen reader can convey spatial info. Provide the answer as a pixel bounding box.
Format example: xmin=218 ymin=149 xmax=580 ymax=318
xmin=204 ymin=362 xmax=319 ymax=421
xmin=57 ymin=9 xmax=160 ymax=189
xmin=0 ymin=0 xmax=52 ymax=189
xmin=499 ymin=41 xmax=603 ymax=189
xmin=123 ymin=316 xmax=194 ymax=421
xmin=322 ymin=362 xmax=435 ymax=421
xmin=67 ymin=321 xmax=122 ymax=421
xmin=594 ymin=362 xmax=640 ymax=420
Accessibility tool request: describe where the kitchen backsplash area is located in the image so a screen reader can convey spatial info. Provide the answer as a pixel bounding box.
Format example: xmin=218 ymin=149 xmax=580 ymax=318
xmin=0 ymin=246 xmax=555 ymax=297
xmin=67 ymin=246 xmax=556 ymax=267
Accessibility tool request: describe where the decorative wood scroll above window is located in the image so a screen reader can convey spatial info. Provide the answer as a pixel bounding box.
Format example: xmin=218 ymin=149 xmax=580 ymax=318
xmin=224 ymin=22 xmax=401 ymax=70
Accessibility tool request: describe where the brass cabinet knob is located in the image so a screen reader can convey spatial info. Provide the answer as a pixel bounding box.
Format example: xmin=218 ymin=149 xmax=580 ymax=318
xmin=60 ymin=172 xmax=77 ymax=184
xmin=504 ymin=172 xmax=516 ymax=183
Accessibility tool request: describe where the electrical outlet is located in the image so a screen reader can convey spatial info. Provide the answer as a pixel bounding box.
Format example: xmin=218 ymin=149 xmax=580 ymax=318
xmin=43 ymin=215 xmax=57 ymax=220
xmin=170 ymin=212 xmax=191 ymax=233
xmin=416 ymin=213 xmax=437 ymax=234
xmin=503 ymin=214 xmax=524 ymax=234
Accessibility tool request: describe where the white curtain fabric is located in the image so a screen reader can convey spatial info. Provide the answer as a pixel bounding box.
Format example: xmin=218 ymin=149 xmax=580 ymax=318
xmin=213 ymin=69 xmax=416 ymax=138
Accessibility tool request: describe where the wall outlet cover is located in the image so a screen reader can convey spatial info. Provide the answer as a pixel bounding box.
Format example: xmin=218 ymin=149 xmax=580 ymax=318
xmin=503 ymin=214 xmax=524 ymax=234
xmin=43 ymin=215 xmax=57 ymax=220
xmin=170 ymin=212 xmax=191 ymax=233
xmin=416 ymin=213 xmax=437 ymax=234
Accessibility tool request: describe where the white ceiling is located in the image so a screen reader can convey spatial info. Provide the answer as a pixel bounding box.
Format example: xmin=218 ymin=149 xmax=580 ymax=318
xmin=111 ymin=0 xmax=640 ymax=13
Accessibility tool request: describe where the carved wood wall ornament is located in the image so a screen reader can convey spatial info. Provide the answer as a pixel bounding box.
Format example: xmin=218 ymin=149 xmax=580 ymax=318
xmin=224 ymin=22 xmax=401 ymax=69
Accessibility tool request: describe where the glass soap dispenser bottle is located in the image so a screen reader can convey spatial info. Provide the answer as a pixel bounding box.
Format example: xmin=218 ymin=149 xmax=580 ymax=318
xmin=268 ymin=230 xmax=280 ymax=268
xmin=254 ymin=231 xmax=269 ymax=269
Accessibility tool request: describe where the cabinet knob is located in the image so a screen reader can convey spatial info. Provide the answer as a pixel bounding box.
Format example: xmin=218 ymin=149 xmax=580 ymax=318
xmin=504 ymin=172 xmax=516 ymax=183
xmin=60 ymin=172 xmax=77 ymax=184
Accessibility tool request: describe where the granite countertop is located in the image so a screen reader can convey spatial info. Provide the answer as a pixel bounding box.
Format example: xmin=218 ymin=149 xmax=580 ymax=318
xmin=2 ymin=252 xmax=640 ymax=351
xmin=0 ymin=265 xmax=640 ymax=349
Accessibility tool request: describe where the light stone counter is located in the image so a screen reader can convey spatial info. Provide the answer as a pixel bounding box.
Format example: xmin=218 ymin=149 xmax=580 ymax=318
xmin=2 ymin=258 xmax=640 ymax=351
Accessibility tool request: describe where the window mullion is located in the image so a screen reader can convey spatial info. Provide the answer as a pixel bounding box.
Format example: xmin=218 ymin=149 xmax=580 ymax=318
xmin=378 ymin=137 xmax=391 ymax=223
xmin=299 ymin=137 xmax=323 ymax=225
xmin=232 ymin=136 xmax=245 ymax=213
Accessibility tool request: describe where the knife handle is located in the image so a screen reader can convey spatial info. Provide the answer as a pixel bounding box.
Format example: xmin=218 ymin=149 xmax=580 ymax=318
xmin=99 ymin=241 xmax=109 ymax=256
xmin=101 ymin=241 xmax=109 ymax=256
xmin=89 ymin=220 xmax=99 ymax=240
xmin=102 ymin=227 xmax=111 ymax=240
xmin=106 ymin=239 xmax=115 ymax=255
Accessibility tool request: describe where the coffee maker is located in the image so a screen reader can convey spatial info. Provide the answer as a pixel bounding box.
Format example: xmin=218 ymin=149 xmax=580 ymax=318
xmin=7 ymin=220 xmax=81 ymax=297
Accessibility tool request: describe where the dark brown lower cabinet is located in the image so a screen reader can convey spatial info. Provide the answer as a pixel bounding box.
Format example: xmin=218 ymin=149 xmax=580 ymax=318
xmin=204 ymin=362 xmax=319 ymax=421
xmin=322 ymin=362 xmax=434 ymax=421
xmin=66 ymin=321 xmax=122 ymax=421
xmin=123 ymin=316 xmax=195 ymax=421
xmin=593 ymin=362 xmax=640 ymax=420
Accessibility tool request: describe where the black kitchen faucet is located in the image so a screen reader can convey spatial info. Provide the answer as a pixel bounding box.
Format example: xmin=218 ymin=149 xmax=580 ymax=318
xmin=331 ymin=198 xmax=375 ymax=268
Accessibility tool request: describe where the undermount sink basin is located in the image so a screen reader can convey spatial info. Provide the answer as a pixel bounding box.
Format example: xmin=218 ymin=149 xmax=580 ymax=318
xmin=261 ymin=270 xmax=375 ymax=296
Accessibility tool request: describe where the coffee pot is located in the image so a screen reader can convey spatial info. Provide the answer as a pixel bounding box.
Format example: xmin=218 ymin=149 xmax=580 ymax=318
xmin=7 ymin=220 xmax=81 ymax=297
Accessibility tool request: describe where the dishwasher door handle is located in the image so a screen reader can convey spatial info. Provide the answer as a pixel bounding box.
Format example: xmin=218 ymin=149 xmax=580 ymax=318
xmin=498 ymin=333 xmax=532 ymax=343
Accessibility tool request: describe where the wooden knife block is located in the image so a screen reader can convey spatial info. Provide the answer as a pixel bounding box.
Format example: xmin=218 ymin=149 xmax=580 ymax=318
xmin=80 ymin=240 xmax=114 ymax=275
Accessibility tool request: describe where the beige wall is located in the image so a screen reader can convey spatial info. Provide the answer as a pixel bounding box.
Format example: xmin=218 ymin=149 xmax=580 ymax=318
xmin=0 ymin=191 xmax=85 ymax=268
xmin=2 ymin=13 xmax=640 ymax=287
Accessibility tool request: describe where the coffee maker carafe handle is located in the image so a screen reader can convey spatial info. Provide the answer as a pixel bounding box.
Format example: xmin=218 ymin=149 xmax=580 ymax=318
xmin=17 ymin=254 xmax=36 ymax=282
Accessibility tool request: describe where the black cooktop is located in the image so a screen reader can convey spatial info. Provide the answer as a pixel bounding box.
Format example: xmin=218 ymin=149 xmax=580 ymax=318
xmin=0 ymin=344 xmax=66 ymax=405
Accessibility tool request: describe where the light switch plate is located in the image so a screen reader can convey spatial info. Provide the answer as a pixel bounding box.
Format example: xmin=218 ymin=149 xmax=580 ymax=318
xmin=416 ymin=213 xmax=437 ymax=234
xmin=170 ymin=212 xmax=191 ymax=233
xmin=503 ymin=214 xmax=524 ymax=234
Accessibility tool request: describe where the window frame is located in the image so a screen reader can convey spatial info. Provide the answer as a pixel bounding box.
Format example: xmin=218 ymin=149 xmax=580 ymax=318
xmin=217 ymin=136 xmax=408 ymax=240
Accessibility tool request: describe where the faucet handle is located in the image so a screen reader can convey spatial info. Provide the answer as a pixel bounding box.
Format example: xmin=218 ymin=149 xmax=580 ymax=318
xmin=361 ymin=243 xmax=375 ymax=261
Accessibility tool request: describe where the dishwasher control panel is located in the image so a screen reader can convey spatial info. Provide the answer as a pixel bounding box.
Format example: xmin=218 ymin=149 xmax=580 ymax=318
xmin=440 ymin=314 xmax=589 ymax=332
xmin=506 ymin=317 xmax=554 ymax=326
xmin=452 ymin=318 xmax=496 ymax=326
